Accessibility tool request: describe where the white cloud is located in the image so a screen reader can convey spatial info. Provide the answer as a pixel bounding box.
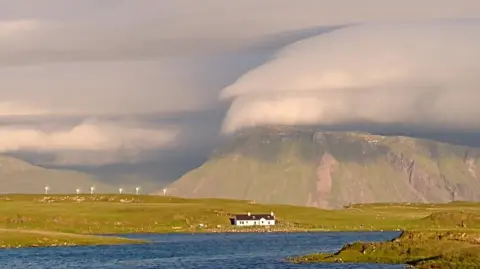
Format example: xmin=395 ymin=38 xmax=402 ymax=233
xmin=0 ymin=102 xmax=49 ymax=116
xmin=0 ymin=119 xmax=178 ymax=152
xmin=1 ymin=1 xmax=480 ymax=165
xmin=221 ymin=20 xmax=480 ymax=133
xmin=0 ymin=19 xmax=41 ymax=37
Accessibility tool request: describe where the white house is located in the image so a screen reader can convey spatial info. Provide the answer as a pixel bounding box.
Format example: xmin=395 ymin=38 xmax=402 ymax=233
xmin=230 ymin=212 xmax=276 ymax=226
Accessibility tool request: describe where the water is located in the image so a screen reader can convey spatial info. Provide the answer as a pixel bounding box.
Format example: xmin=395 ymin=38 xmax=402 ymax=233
xmin=0 ymin=232 xmax=406 ymax=269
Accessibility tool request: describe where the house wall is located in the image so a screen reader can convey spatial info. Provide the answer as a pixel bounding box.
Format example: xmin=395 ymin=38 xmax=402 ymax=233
xmin=234 ymin=218 xmax=275 ymax=226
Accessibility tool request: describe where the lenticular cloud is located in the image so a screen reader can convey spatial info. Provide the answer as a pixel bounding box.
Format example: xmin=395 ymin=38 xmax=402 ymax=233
xmin=220 ymin=20 xmax=480 ymax=133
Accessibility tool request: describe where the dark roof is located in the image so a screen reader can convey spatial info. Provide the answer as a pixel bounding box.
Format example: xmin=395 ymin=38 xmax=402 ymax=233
xmin=232 ymin=214 xmax=275 ymax=221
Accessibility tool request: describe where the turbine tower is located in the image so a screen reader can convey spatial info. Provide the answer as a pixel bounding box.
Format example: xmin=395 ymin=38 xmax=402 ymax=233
xmin=90 ymin=186 xmax=95 ymax=195
xmin=44 ymin=185 xmax=50 ymax=195
xmin=135 ymin=187 xmax=140 ymax=195
xmin=163 ymin=188 xmax=167 ymax=196
xmin=76 ymin=188 xmax=81 ymax=195
xmin=119 ymin=188 xmax=123 ymax=194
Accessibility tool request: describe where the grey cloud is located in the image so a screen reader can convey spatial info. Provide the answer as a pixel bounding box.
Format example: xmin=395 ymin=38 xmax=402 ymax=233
xmin=0 ymin=117 xmax=178 ymax=152
xmin=1 ymin=0 xmax=480 ymax=171
xmin=221 ymin=20 xmax=480 ymax=133
xmin=3 ymin=0 xmax=480 ymax=65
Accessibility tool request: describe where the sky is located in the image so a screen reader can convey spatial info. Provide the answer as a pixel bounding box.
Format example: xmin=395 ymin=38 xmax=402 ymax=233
xmin=2 ymin=0 xmax=480 ymax=188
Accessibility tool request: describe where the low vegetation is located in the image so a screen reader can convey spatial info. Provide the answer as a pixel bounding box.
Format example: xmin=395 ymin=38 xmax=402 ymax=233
xmin=4 ymin=195 xmax=480 ymax=236
xmin=288 ymin=230 xmax=480 ymax=268
xmin=3 ymin=193 xmax=480 ymax=266
xmin=288 ymin=208 xmax=480 ymax=268
xmin=0 ymin=229 xmax=143 ymax=248
xmin=0 ymin=193 xmax=333 ymax=248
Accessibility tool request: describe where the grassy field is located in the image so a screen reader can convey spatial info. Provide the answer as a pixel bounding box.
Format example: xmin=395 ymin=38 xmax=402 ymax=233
xmin=287 ymin=202 xmax=480 ymax=268
xmin=0 ymin=229 xmax=143 ymax=248
xmin=288 ymin=230 xmax=480 ymax=268
xmin=4 ymin=195 xmax=480 ymax=235
xmin=2 ymin=194 xmax=480 ymax=258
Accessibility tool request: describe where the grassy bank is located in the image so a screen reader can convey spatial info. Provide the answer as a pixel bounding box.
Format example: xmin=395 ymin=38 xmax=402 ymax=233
xmin=288 ymin=209 xmax=480 ymax=268
xmin=0 ymin=194 xmax=333 ymax=248
xmin=0 ymin=229 xmax=144 ymax=248
xmin=4 ymin=195 xmax=480 ymax=234
xmin=288 ymin=230 xmax=480 ymax=268
xmin=0 ymin=194 xmax=328 ymax=234
xmin=2 ymin=194 xmax=480 ymax=252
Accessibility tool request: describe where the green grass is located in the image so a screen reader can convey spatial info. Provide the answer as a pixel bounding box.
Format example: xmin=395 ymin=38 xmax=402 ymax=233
xmin=0 ymin=229 xmax=143 ymax=248
xmin=287 ymin=202 xmax=480 ymax=268
xmin=288 ymin=230 xmax=480 ymax=269
xmin=4 ymin=194 xmax=480 ymax=256
xmin=4 ymin=195 xmax=480 ymax=234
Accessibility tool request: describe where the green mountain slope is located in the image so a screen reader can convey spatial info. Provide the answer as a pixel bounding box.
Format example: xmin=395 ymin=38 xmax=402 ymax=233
xmin=0 ymin=155 xmax=111 ymax=194
xmin=166 ymin=127 xmax=480 ymax=208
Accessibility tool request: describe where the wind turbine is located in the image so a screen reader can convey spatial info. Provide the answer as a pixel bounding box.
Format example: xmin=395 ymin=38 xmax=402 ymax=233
xmin=118 ymin=188 xmax=123 ymax=194
xmin=135 ymin=187 xmax=140 ymax=195
xmin=76 ymin=188 xmax=81 ymax=195
xmin=90 ymin=186 xmax=95 ymax=195
xmin=44 ymin=185 xmax=50 ymax=195
xmin=162 ymin=188 xmax=167 ymax=196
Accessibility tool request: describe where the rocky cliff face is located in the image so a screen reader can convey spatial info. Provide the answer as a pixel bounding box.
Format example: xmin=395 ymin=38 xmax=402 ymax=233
xmin=165 ymin=127 xmax=480 ymax=208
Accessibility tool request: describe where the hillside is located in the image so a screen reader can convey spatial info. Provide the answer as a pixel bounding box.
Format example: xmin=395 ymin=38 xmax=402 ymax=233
xmin=0 ymin=155 xmax=111 ymax=194
xmin=165 ymin=126 xmax=480 ymax=208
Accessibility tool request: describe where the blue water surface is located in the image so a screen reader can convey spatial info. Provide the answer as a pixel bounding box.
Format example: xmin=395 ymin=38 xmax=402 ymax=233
xmin=0 ymin=232 xmax=406 ymax=269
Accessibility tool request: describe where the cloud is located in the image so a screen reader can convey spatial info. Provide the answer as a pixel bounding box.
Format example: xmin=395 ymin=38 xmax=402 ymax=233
xmin=0 ymin=102 xmax=49 ymax=116
xmin=0 ymin=19 xmax=41 ymax=37
xmin=3 ymin=1 xmax=480 ymax=65
xmin=221 ymin=20 xmax=480 ymax=133
xmin=2 ymin=1 xmax=480 ymax=168
xmin=0 ymin=118 xmax=178 ymax=152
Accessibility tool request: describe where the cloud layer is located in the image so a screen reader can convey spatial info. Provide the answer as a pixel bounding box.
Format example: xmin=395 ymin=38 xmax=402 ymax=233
xmin=221 ymin=20 xmax=480 ymax=133
xmin=2 ymin=0 xmax=480 ymax=171
xmin=0 ymin=118 xmax=178 ymax=155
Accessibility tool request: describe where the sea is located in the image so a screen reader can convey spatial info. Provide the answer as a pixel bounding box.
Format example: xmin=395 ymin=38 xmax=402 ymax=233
xmin=0 ymin=231 xmax=406 ymax=269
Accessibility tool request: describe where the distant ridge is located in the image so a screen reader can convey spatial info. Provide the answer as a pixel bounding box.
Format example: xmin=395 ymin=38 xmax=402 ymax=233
xmin=0 ymin=155 xmax=111 ymax=194
xmin=164 ymin=126 xmax=480 ymax=208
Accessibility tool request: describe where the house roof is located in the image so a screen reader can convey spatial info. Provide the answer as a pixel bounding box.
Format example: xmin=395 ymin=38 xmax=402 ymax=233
xmin=232 ymin=214 xmax=275 ymax=221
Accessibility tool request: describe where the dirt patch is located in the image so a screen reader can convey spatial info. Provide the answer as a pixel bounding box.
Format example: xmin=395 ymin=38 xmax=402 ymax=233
xmin=465 ymin=158 xmax=478 ymax=179
xmin=0 ymin=228 xmax=97 ymax=238
xmin=421 ymin=211 xmax=480 ymax=228
xmin=307 ymin=153 xmax=337 ymax=208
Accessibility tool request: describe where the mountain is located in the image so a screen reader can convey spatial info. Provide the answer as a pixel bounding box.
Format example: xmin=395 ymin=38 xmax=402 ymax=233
xmin=165 ymin=126 xmax=480 ymax=208
xmin=0 ymin=155 xmax=112 ymax=194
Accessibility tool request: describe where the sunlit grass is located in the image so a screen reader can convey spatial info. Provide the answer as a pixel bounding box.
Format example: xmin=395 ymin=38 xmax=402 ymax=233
xmin=3 ymin=194 xmax=480 ymax=250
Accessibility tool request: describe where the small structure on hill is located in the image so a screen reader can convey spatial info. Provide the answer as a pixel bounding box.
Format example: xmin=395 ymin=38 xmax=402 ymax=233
xmin=230 ymin=211 xmax=276 ymax=226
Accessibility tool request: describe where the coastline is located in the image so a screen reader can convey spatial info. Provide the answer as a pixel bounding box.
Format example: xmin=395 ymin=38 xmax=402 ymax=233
xmin=2 ymin=194 xmax=480 ymax=255
xmin=0 ymin=228 xmax=145 ymax=249
xmin=287 ymin=230 xmax=480 ymax=269
xmin=0 ymin=227 xmax=397 ymax=249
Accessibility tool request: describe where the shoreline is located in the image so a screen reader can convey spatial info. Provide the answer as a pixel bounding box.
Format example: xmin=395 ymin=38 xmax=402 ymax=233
xmin=97 ymin=226 xmax=402 ymax=235
xmin=0 ymin=227 xmax=398 ymax=249
xmin=3 ymin=225 xmax=478 ymax=250
xmin=287 ymin=230 xmax=480 ymax=269
xmin=0 ymin=228 xmax=145 ymax=249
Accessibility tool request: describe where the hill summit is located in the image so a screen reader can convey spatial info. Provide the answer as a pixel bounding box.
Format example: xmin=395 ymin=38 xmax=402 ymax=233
xmin=166 ymin=127 xmax=480 ymax=208
xmin=0 ymin=155 xmax=111 ymax=194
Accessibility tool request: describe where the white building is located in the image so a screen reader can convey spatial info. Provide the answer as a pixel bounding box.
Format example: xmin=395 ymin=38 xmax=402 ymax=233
xmin=230 ymin=212 xmax=276 ymax=226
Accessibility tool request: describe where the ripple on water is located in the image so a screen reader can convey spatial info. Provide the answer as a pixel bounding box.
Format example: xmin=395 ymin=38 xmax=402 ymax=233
xmin=0 ymin=232 xmax=405 ymax=269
